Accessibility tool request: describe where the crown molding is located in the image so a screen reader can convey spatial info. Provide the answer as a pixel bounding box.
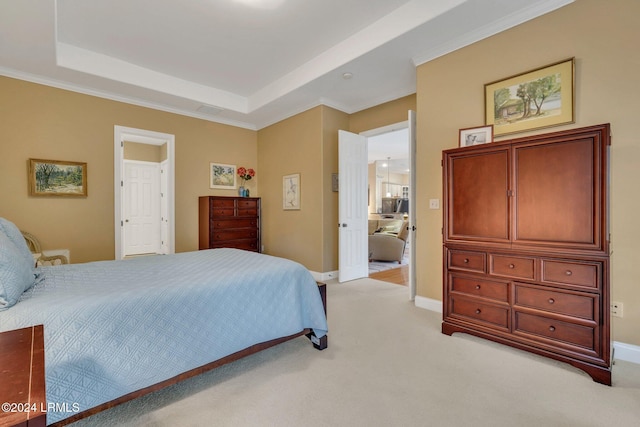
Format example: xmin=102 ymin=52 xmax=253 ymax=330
xmin=0 ymin=66 xmax=257 ymax=130
xmin=412 ymin=0 xmax=574 ymax=66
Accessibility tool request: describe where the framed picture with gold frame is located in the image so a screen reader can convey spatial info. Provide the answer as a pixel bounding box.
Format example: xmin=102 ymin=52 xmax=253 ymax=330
xmin=209 ymin=162 xmax=237 ymax=189
xmin=28 ymin=158 xmax=87 ymax=197
xmin=485 ymin=58 xmax=575 ymax=137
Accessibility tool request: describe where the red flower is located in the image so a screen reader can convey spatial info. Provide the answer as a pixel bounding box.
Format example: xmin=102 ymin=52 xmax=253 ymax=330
xmin=237 ymin=167 xmax=255 ymax=184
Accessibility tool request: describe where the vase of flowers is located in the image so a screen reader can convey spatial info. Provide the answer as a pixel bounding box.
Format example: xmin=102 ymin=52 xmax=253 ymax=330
xmin=237 ymin=167 xmax=255 ymax=197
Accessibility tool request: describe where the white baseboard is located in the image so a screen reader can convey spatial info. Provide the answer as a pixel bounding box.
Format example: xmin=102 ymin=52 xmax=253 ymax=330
xmin=310 ymin=270 xmax=338 ymax=282
xmin=414 ymin=295 xmax=442 ymax=313
xmin=613 ymin=341 xmax=640 ymax=365
xmin=413 ymin=296 xmax=640 ymax=365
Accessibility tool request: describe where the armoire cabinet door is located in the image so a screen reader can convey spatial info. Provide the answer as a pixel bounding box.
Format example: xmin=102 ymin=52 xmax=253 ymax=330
xmin=444 ymin=148 xmax=510 ymax=245
xmin=512 ymin=131 xmax=606 ymax=254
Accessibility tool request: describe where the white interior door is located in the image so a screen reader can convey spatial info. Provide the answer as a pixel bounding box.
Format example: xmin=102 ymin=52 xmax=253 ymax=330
xmin=338 ymin=130 xmax=369 ymax=282
xmin=408 ymin=110 xmax=417 ymax=300
xmin=123 ymin=160 xmax=161 ymax=256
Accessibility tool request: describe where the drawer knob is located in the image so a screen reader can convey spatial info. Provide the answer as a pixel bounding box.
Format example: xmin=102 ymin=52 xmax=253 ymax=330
xmin=548 ymin=298 xmax=555 ymax=304
xmin=475 ymin=284 xmax=481 ymax=290
xmin=463 ymin=258 xmax=469 ymax=264
xmin=475 ymin=309 xmax=481 ymax=314
xmin=565 ymin=270 xmax=572 ymax=276
xmin=549 ymin=326 xmax=556 ymax=332
xmin=509 ymin=263 xmax=515 ymax=269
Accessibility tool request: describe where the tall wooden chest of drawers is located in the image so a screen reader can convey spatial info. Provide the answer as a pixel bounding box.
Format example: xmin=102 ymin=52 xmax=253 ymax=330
xmin=199 ymin=196 xmax=261 ymax=252
xmin=442 ymin=124 xmax=611 ymax=385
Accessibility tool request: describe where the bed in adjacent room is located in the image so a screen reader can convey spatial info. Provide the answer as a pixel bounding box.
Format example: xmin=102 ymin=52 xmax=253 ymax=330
xmin=0 ymin=218 xmax=328 ymax=426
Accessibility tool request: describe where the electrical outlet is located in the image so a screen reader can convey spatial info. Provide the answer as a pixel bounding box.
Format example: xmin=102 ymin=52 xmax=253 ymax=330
xmin=429 ymin=199 xmax=440 ymax=209
xmin=611 ymin=301 xmax=623 ymax=318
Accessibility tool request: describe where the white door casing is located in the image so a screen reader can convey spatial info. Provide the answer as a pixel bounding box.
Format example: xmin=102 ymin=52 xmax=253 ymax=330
xmin=114 ymin=125 xmax=175 ymax=260
xmin=123 ymin=160 xmax=160 ymax=256
xmin=408 ymin=110 xmax=417 ymax=300
xmin=338 ymin=130 xmax=369 ymax=282
xmin=160 ymin=160 xmax=169 ymax=255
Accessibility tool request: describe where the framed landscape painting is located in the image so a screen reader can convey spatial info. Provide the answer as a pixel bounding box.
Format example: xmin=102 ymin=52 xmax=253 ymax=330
xmin=485 ymin=58 xmax=574 ymax=136
xmin=28 ymin=158 xmax=87 ymax=197
xmin=210 ymin=163 xmax=236 ymax=189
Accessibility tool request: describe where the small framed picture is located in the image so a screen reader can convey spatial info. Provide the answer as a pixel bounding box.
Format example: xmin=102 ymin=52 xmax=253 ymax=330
xmin=28 ymin=158 xmax=87 ymax=197
xmin=459 ymin=125 xmax=493 ymax=147
xmin=210 ymin=163 xmax=237 ymax=189
xmin=283 ymin=173 xmax=300 ymax=210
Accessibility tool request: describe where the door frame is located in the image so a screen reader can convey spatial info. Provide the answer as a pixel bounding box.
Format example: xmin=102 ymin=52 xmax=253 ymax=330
xmin=114 ymin=125 xmax=175 ymax=259
xmin=360 ymin=115 xmax=416 ymax=300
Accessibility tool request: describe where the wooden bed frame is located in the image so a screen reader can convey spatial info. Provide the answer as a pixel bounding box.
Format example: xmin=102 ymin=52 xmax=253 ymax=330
xmin=49 ymin=283 xmax=327 ymax=426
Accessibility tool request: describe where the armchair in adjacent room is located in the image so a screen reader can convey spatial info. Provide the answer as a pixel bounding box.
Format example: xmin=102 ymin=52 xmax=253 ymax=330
xmin=368 ymin=219 xmax=409 ymax=263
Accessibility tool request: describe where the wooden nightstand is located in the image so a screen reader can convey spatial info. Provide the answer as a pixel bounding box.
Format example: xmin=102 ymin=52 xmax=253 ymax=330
xmin=0 ymin=325 xmax=46 ymax=427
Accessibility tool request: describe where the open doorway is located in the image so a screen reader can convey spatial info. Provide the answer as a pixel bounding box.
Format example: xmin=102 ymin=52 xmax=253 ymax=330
xmin=361 ymin=120 xmax=415 ymax=293
xmin=114 ymin=126 xmax=175 ymax=259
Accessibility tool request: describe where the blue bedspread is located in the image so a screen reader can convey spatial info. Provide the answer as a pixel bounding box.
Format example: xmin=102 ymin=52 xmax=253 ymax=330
xmin=0 ymin=249 xmax=328 ymax=425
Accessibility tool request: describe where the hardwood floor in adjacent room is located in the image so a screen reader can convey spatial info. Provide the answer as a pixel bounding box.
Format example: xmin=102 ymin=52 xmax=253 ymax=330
xmin=369 ymin=265 xmax=408 ymax=286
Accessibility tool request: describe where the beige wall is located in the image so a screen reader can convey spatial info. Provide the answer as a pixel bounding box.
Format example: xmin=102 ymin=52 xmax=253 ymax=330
xmin=349 ymin=94 xmax=416 ymax=134
xmin=256 ymin=105 xmax=348 ymax=272
xmin=257 ymin=107 xmax=323 ymax=270
xmin=321 ymin=107 xmax=350 ymax=272
xmin=124 ymin=141 xmax=164 ymax=162
xmin=0 ymin=77 xmax=257 ymax=263
xmin=416 ymin=0 xmax=640 ymax=345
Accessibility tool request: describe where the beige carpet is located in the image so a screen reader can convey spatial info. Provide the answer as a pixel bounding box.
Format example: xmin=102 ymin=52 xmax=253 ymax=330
xmin=70 ymin=278 xmax=640 ymax=427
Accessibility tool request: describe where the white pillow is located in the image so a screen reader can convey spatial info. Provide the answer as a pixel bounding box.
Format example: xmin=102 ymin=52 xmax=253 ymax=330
xmin=0 ymin=217 xmax=34 ymax=268
xmin=0 ymin=231 xmax=37 ymax=310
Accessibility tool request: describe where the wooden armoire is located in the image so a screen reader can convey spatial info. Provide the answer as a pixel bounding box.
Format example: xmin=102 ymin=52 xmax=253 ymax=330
xmin=441 ymin=124 xmax=611 ymax=385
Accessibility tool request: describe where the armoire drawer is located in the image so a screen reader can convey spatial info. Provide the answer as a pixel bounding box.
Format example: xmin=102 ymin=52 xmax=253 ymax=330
xmin=212 ymin=208 xmax=235 ymax=217
xmin=211 ymin=198 xmax=236 ymax=208
xmin=211 ymin=239 xmax=259 ymax=251
xmin=237 ymin=199 xmax=258 ymax=209
xmin=448 ymin=250 xmax=485 ymax=273
xmin=237 ymin=208 xmax=259 ymax=216
xmin=490 ymin=254 xmax=535 ymax=280
xmin=541 ymin=259 xmax=600 ymax=289
xmin=514 ymin=285 xmax=596 ymax=321
xmin=212 ymin=228 xmax=258 ymax=242
xmin=450 ymin=275 xmax=509 ymax=303
xmin=449 ymin=295 xmax=509 ymax=330
xmin=213 ymin=219 xmax=259 ymax=229
xmin=514 ymin=311 xmax=596 ymax=352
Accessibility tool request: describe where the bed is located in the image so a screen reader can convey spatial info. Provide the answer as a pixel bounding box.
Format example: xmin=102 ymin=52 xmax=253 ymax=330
xmin=0 ymin=218 xmax=328 ymax=426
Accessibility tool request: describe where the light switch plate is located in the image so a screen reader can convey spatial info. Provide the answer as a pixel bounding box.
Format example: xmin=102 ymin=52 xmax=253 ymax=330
xmin=429 ymin=199 xmax=440 ymax=209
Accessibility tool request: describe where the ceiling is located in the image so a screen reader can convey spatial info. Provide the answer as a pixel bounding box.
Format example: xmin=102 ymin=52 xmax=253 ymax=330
xmin=368 ymin=128 xmax=409 ymax=173
xmin=0 ymin=0 xmax=573 ymax=130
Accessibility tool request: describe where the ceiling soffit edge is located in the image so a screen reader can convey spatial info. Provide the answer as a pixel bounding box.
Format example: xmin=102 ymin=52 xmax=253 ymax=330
xmin=412 ymin=0 xmax=575 ymax=66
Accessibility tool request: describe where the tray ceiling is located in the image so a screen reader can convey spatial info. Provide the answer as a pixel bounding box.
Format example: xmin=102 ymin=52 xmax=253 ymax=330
xmin=0 ymin=0 xmax=573 ymax=129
